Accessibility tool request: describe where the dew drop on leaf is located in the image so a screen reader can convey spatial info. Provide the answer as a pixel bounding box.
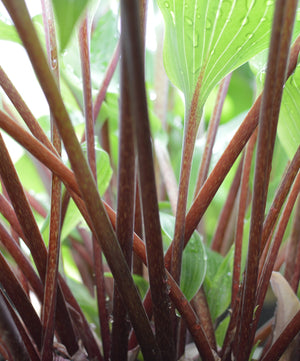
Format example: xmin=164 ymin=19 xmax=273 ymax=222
xmin=164 ymin=1 xmax=170 ymax=8
xmin=51 ymin=58 xmax=58 ymax=70
xmin=245 ymin=33 xmax=254 ymax=40
xmin=206 ymin=19 xmax=212 ymax=30
xmin=241 ymin=16 xmax=249 ymax=26
xmin=185 ymin=17 xmax=193 ymax=26
xmin=193 ymin=34 xmax=199 ymax=48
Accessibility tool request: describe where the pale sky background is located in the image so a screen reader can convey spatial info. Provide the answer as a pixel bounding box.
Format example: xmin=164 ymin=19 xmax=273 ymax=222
xmin=0 ymin=0 xmax=49 ymax=118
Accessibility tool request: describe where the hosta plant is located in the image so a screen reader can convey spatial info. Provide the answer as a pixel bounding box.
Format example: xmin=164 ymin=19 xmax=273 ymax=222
xmin=0 ymin=0 xmax=299 ymax=360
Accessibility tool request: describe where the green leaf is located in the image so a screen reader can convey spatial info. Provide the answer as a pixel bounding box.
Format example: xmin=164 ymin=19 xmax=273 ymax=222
xmin=15 ymin=153 xmax=47 ymax=194
xmin=157 ymin=0 xmax=275 ymax=109
xmin=60 ymin=142 xmax=112 ymax=241
xmin=204 ymin=246 xmax=233 ymax=321
xmin=278 ymin=62 xmax=300 ymax=159
xmin=160 ymin=212 xmax=207 ymax=301
xmin=90 ymin=9 xmax=119 ymax=89
xmin=52 ymin=0 xmax=92 ymax=51
xmin=66 ymin=277 xmax=99 ymax=327
xmin=41 ymin=142 xmax=112 ymax=243
xmin=0 ymin=19 xmax=21 ymax=44
xmin=105 ymin=272 xmax=149 ymax=300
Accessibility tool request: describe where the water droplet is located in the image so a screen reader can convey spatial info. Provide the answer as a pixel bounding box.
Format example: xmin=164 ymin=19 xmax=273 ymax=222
xmin=241 ymin=16 xmax=249 ymax=26
xmin=164 ymin=1 xmax=170 ymax=8
xmin=185 ymin=17 xmax=193 ymax=26
xmin=206 ymin=19 xmax=212 ymax=30
xmin=50 ymin=49 xmax=58 ymax=70
xmin=246 ymin=33 xmax=254 ymax=41
xmin=51 ymin=57 xmax=57 ymax=70
xmin=184 ymin=3 xmax=188 ymax=8
xmin=193 ymin=33 xmax=199 ymax=48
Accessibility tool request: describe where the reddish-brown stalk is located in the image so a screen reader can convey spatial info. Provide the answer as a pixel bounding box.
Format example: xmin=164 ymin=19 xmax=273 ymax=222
xmin=0 ymin=292 xmax=31 ymax=361
xmin=79 ymin=14 xmax=109 ymax=361
xmin=260 ymin=310 xmax=300 ymax=361
xmin=121 ymin=0 xmax=175 ymax=359
xmin=235 ymin=1 xmax=298 ymax=358
xmin=110 ymin=15 xmax=136 ymax=361
xmin=284 ymin=197 xmax=300 ymax=289
xmin=0 ymin=251 xmax=42 ymax=349
xmin=254 ymin=172 xmax=300 ymax=340
xmin=231 ymin=129 xmax=257 ymax=304
xmin=194 ymin=73 xmax=232 ymax=196
xmin=40 ymin=1 xmax=63 ymax=360
xmin=3 ymin=1 xmax=160 ymax=358
xmin=211 ymin=157 xmax=244 ymax=253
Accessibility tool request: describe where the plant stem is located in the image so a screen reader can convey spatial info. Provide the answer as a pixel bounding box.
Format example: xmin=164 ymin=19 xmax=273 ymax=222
xmin=121 ymin=0 xmax=175 ymax=359
xmin=0 ymin=66 xmax=54 ymax=151
xmin=79 ymin=15 xmax=109 ymax=361
xmin=194 ymin=73 xmax=232 ymax=196
xmin=0 ymin=250 xmax=42 ymax=349
xmin=0 ymin=132 xmax=78 ymax=354
xmin=111 ymin=24 xmax=136 ymax=361
xmin=3 ymin=1 xmax=160 ymax=358
xmin=235 ymin=2 xmax=298 ymax=358
xmin=0 ymin=292 xmax=30 ymax=361
xmin=261 ymin=147 xmax=300 ymax=252
xmin=254 ymin=171 xmax=300 ymax=339
xmin=40 ymin=2 xmax=62 ymax=360
xmin=93 ymin=41 xmax=120 ymax=121
xmin=0 ymin=220 xmax=44 ymax=301
xmin=184 ymin=34 xmax=300 ymax=248
xmin=259 ymin=310 xmax=300 ymax=361
xmin=211 ymin=156 xmax=244 ymax=253
xmin=231 ymin=129 xmax=257 ymax=305
xmin=284 ymin=196 xmax=300 ymax=289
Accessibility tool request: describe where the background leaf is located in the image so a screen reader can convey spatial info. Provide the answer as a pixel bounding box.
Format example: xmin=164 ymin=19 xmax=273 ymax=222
xmin=160 ymin=212 xmax=207 ymax=301
xmin=277 ymin=62 xmax=300 ymax=159
xmin=157 ymin=0 xmax=275 ymax=108
xmin=0 ymin=20 xmax=21 ymax=44
xmin=52 ymin=0 xmax=92 ymax=51
xmin=204 ymin=246 xmax=233 ymax=321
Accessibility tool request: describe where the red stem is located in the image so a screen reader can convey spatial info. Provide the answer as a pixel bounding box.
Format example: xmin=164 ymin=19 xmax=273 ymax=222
xmin=260 ymin=310 xmax=300 ymax=361
xmin=211 ymin=156 xmax=244 ymax=253
xmin=40 ymin=1 xmax=62 ymax=360
xmin=235 ymin=1 xmax=297 ymax=358
xmin=231 ymin=129 xmax=257 ymax=305
xmin=79 ymin=15 xmax=109 ymax=361
xmin=194 ymin=73 xmax=232 ymax=195
xmin=121 ymin=0 xmax=175 ymax=359
xmin=110 ymin=15 xmax=136 ymax=360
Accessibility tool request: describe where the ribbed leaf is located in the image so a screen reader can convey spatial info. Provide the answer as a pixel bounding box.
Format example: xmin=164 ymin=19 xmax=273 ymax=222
xmin=0 ymin=20 xmax=21 ymax=44
xmin=160 ymin=212 xmax=207 ymax=301
xmin=52 ymin=0 xmax=92 ymax=51
xmin=278 ymin=62 xmax=300 ymax=159
xmin=157 ymin=0 xmax=275 ymax=108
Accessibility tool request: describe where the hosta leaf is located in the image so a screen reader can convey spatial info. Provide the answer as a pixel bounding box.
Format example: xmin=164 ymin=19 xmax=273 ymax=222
xmin=0 ymin=20 xmax=21 ymax=44
xmin=52 ymin=0 xmax=92 ymax=51
xmin=270 ymin=272 xmax=300 ymax=342
xmin=60 ymin=143 xmax=112 ymax=240
xmin=270 ymin=272 xmax=300 ymax=360
xmin=204 ymin=246 xmax=233 ymax=321
xmin=157 ymin=0 xmax=275 ymax=109
xmin=278 ymin=61 xmax=300 ymax=159
xmin=160 ymin=212 xmax=207 ymax=301
xmin=42 ymin=143 xmax=112 ymax=242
